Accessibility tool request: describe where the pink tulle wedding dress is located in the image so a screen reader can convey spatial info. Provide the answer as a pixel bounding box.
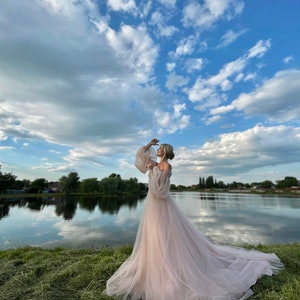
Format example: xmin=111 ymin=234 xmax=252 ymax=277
xmin=104 ymin=146 xmax=283 ymax=300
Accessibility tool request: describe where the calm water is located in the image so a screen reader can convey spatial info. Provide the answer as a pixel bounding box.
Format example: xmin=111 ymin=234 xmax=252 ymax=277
xmin=1 ymin=192 xmax=299 ymax=249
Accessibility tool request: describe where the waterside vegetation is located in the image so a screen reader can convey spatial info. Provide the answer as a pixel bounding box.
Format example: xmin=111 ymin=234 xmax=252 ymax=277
xmin=1 ymin=171 xmax=147 ymax=196
xmin=1 ymin=166 xmax=299 ymax=196
xmin=0 ymin=243 xmax=299 ymax=300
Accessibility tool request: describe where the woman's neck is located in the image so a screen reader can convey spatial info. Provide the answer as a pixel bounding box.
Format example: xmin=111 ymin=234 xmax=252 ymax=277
xmin=159 ymin=157 xmax=168 ymax=163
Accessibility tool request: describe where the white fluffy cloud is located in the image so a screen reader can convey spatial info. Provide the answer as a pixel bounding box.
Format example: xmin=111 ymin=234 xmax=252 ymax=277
xmin=173 ymin=125 xmax=300 ymax=185
xmin=247 ymin=39 xmax=271 ymax=59
xmin=150 ymin=11 xmax=178 ymax=37
xmin=96 ymin=22 xmax=158 ymax=82
xmin=217 ymin=28 xmax=248 ymax=48
xmin=175 ymin=36 xmax=197 ymax=56
xmin=107 ymin=0 xmax=137 ymax=12
xmin=0 ymin=0 xmax=163 ymax=158
xmin=184 ymin=58 xmax=205 ymax=73
xmin=283 ymin=55 xmax=293 ymax=64
xmin=211 ymin=69 xmax=300 ymax=122
xmin=182 ymin=0 xmax=244 ymax=29
xmin=155 ymin=104 xmax=190 ymax=134
xmin=165 ymin=73 xmax=189 ymax=91
xmin=186 ymin=39 xmax=271 ymax=115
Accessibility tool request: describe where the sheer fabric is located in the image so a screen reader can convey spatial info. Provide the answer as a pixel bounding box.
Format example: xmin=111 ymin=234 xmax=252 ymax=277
xmin=104 ymin=146 xmax=283 ymax=300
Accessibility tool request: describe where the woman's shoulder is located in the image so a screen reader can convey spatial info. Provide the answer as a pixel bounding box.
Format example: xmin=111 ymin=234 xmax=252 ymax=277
xmin=166 ymin=162 xmax=172 ymax=171
xmin=157 ymin=161 xmax=172 ymax=172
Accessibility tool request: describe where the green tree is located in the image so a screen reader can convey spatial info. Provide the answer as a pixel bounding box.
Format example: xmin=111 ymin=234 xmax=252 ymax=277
xmin=170 ymin=184 xmax=177 ymax=191
xmin=205 ymin=176 xmax=214 ymax=189
xmin=176 ymin=185 xmax=186 ymax=191
xmin=59 ymin=175 xmax=68 ymax=193
xmin=80 ymin=178 xmax=99 ymax=193
xmin=229 ymin=181 xmax=238 ymax=189
xmin=59 ymin=172 xmax=80 ymax=194
xmin=198 ymin=177 xmax=205 ymax=189
xmin=261 ymin=180 xmax=273 ymax=189
xmin=138 ymin=182 xmax=147 ymax=194
xmin=29 ymin=178 xmax=48 ymax=193
xmin=98 ymin=174 xmax=146 ymax=196
xmin=12 ymin=179 xmax=29 ymax=190
xmin=217 ymin=181 xmax=226 ymax=189
xmin=98 ymin=174 xmax=124 ymax=195
xmin=0 ymin=171 xmax=16 ymax=193
xmin=124 ymin=177 xmax=139 ymax=196
xmin=276 ymin=176 xmax=299 ymax=188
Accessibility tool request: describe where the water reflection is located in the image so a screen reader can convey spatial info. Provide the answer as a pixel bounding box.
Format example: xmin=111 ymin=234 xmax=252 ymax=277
xmin=0 ymin=203 xmax=9 ymax=219
xmin=0 ymin=192 xmax=299 ymax=249
xmin=55 ymin=197 xmax=77 ymax=220
xmin=0 ymin=194 xmax=143 ymax=221
xmin=173 ymin=192 xmax=300 ymax=246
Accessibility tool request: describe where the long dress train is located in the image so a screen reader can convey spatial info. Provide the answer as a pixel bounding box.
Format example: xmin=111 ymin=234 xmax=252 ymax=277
xmin=104 ymin=146 xmax=283 ymax=300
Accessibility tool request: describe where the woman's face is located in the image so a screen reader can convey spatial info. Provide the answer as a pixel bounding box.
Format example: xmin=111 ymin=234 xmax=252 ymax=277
xmin=156 ymin=146 xmax=164 ymax=157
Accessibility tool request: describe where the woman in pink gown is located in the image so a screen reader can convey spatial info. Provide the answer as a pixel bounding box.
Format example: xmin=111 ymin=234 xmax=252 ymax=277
xmin=104 ymin=138 xmax=283 ymax=300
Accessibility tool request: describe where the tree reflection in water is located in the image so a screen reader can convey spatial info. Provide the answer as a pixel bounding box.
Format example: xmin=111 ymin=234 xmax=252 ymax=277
xmin=55 ymin=196 xmax=77 ymax=220
xmin=0 ymin=194 xmax=144 ymax=221
xmin=0 ymin=203 xmax=9 ymax=220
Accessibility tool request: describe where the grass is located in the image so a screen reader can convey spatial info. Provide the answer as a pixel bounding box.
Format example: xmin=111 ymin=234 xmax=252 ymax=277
xmin=0 ymin=243 xmax=299 ymax=300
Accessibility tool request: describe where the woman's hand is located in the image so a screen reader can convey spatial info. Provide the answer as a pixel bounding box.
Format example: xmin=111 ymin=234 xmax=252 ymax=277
xmin=145 ymin=138 xmax=159 ymax=150
xmin=149 ymin=138 xmax=159 ymax=146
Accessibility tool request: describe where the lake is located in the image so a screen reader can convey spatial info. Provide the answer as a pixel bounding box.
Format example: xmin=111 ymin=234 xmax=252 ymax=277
xmin=1 ymin=192 xmax=299 ymax=249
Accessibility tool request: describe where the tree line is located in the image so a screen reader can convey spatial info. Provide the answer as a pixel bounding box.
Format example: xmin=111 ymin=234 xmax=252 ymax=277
xmin=0 ymin=167 xmax=299 ymax=195
xmin=195 ymin=175 xmax=299 ymax=190
xmin=0 ymin=170 xmax=147 ymax=196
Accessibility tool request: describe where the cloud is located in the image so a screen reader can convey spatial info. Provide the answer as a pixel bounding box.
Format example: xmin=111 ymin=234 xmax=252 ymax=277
xmin=0 ymin=146 xmax=15 ymax=151
xmin=154 ymin=104 xmax=190 ymax=134
xmin=205 ymin=115 xmax=223 ymax=125
xmin=182 ymin=0 xmax=244 ymax=29
xmin=186 ymin=39 xmax=271 ymax=115
xmin=157 ymin=0 xmax=176 ymax=8
xmin=187 ymin=56 xmax=247 ymax=104
xmin=165 ymin=73 xmax=189 ymax=91
xmin=173 ymin=125 xmax=300 ymax=184
xmin=0 ymin=0 xmax=170 ymax=162
xmin=211 ymin=69 xmax=300 ymax=122
xmin=247 ymin=39 xmax=271 ymax=59
xmin=217 ymin=28 xmax=248 ymax=48
xmin=174 ymin=36 xmax=197 ymax=56
xmin=96 ymin=22 xmax=159 ymax=82
xmin=283 ymin=55 xmax=293 ymax=64
xmin=150 ymin=11 xmax=178 ymax=37
xmin=185 ymin=58 xmax=205 ymax=73
xmin=107 ymin=0 xmax=137 ymax=13
xmin=166 ymin=62 xmax=176 ymax=72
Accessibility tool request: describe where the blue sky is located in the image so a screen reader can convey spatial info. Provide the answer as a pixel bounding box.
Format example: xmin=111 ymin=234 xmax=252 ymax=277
xmin=0 ymin=0 xmax=300 ymax=186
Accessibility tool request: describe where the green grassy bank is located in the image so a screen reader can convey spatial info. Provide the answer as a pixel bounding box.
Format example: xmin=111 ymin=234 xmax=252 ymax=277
xmin=0 ymin=243 xmax=299 ymax=300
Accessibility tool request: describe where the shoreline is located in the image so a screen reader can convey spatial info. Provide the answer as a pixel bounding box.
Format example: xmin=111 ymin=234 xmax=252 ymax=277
xmin=1 ymin=190 xmax=300 ymax=199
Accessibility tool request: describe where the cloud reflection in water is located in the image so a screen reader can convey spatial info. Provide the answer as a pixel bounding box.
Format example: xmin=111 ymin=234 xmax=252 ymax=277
xmin=1 ymin=192 xmax=299 ymax=249
xmin=173 ymin=192 xmax=300 ymax=246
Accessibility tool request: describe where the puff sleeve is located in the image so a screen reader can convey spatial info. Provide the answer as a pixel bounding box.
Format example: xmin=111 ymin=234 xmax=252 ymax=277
xmin=134 ymin=146 xmax=157 ymax=173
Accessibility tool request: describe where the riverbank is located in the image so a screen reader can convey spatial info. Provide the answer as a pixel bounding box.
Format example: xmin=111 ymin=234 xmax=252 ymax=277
xmin=0 ymin=243 xmax=299 ymax=299
xmin=1 ymin=189 xmax=300 ymax=200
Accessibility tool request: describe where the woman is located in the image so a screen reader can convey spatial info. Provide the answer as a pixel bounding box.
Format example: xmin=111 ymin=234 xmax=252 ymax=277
xmin=104 ymin=138 xmax=283 ymax=300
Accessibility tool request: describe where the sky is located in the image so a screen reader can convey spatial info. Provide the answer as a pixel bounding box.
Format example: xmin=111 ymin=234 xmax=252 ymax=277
xmin=0 ymin=0 xmax=300 ymax=186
